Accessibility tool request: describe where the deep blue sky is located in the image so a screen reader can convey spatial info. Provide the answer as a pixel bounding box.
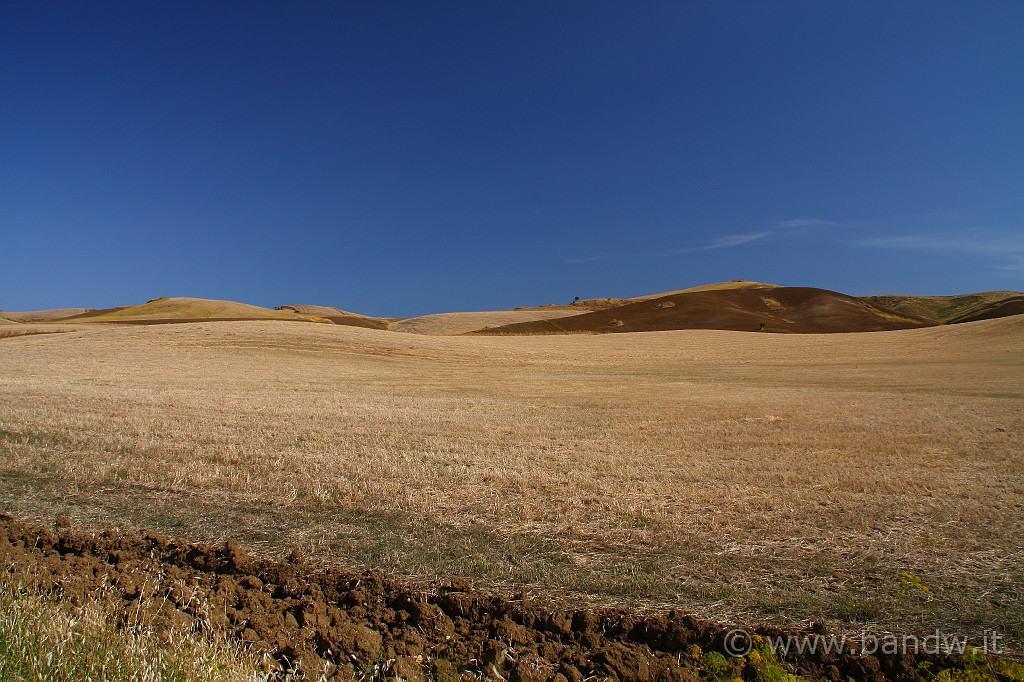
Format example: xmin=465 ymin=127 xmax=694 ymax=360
xmin=2 ymin=2 xmax=1022 ymax=316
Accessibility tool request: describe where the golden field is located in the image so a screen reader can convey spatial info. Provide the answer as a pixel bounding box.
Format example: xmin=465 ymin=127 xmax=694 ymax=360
xmin=0 ymin=317 xmax=1021 ymax=647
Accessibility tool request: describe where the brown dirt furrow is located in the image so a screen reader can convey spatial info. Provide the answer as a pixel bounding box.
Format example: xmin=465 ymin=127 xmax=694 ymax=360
xmin=1 ymin=515 xmax=965 ymax=681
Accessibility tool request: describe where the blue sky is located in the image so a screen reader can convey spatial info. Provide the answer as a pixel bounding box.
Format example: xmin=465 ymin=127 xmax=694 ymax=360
xmin=2 ymin=2 xmax=1022 ymax=316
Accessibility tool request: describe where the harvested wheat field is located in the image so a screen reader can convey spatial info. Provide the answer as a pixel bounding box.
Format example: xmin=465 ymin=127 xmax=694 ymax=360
xmin=1 ymin=316 xmax=1022 ymax=676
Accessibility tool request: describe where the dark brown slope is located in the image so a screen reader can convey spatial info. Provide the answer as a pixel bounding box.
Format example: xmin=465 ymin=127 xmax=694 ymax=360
xmin=276 ymin=304 xmax=391 ymax=329
xmin=860 ymin=291 xmax=1024 ymax=325
xmin=946 ymin=295 xmax=1024 ymax=324
xmin=474 ymin=287 xmax=931 ymax=335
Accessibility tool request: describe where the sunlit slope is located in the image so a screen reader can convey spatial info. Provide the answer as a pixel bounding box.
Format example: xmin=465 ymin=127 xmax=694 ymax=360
xmin=73 ymin=297 xmax=329 ymax=323
xmin=1 ymin=308 xmax=90 ymax=322
xmin=628 ymin=279 xmax=780 ymax=301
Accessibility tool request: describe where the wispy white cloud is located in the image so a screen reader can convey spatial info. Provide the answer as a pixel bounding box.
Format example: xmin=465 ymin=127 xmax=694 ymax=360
xmin=858 ymin=232 xmax=1020 ymax=254
xmin=565 ymin=230 xmax=771 ymax=264
xmin=564 ymin=207 xmax=1024 ymax=279
xmin=563 ymin=253 xmax=612 ymax=265
xmin=564 ymin=250 xmax=663 ymax=264
xmin=858 ymin=230 xmax=1024 ymax=272
xmin=773 ymin=218 xmax=834 ymax=229
xmin=679 ymin=231 xmax=771 ymax=252
xmin=859 ymin=235 xmax=963 ymax=251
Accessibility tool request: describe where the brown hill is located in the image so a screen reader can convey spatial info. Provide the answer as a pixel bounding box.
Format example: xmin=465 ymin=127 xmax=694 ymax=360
xmin=514 ymin=280 xmax=779 ymax=312
xmin=860 ymin=291 xmax=1023 ymax=325
xmin=474 ymin=287 xmax=931 ymax=335
xmin=390 ymin=310 xmax=586 ymax=335
xmin=946 ymin=295 xmax=1024 ymax=324
xmin=276 ymin=305 xmax=390 ymax=330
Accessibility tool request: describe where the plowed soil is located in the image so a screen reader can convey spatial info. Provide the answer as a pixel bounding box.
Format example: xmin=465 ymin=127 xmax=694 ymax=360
xmin=1 ymin=516 xmax=965 ymax=681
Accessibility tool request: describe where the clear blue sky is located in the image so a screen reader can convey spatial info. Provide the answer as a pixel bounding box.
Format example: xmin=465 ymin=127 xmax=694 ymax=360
xmin=2 ymin=2 xmax=1022 ymax=316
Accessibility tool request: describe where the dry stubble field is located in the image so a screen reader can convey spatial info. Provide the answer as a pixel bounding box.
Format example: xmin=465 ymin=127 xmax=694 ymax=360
xmin=1 ymin=318 xmax=1021 ymax=650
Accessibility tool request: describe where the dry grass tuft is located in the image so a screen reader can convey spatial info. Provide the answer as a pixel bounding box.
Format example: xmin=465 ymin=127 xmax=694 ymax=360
xmin=0 ymin=574 xmax=266 ymax=681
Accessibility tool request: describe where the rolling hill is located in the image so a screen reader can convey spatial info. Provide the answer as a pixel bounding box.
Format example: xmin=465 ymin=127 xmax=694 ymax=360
xmin=512 ymin=280 xmax=779 ymax=313
xmin=627 ymin=278 xmax=780 ymax=301
xmin=948 ymin=294 xmax=1024 ymax=323
xmin=390 ymin=310 xmax=586 ymax=335
xmin=474 ymin=287 xmax=932 ymax=335
xmin=67 ymin=297 xmax=332 ymax=324
xmin=276 ymin=304 xmax=390 ymax=329
xmin=860 ymin=291 xmax=1024 ymax=325
xmin=1 ymin=308 xmax=91 ymax=322
xmin=5 ymin=284 xmax=1021 ymax=335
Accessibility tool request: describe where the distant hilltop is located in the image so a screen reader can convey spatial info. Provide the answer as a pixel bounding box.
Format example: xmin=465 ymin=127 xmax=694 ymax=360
xmin=3 ymin=281 xmax=1021 ymax=336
